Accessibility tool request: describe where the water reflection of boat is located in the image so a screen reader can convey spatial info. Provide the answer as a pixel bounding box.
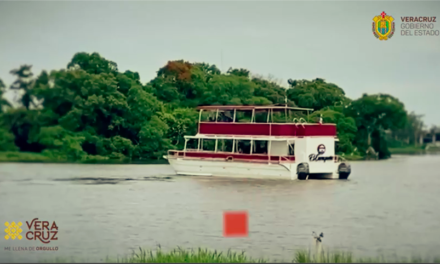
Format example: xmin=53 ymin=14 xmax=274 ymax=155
xmin=165 ymin=105 xmax=351 ymax=180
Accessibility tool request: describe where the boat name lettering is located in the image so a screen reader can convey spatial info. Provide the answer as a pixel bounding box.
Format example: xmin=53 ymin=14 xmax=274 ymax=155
xmin=309 ymin=155 xmax=333 ymax=162
xmin=309 ymin=144 xmax=331 ymax=162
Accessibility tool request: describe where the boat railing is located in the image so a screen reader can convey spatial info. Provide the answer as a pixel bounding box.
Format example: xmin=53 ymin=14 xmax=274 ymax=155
xmin=168 ymin=150 xmax=295 ymax=164
xmin=170 ymin=150 xmax=344 ymax=164
xmin=279 ymin=156 xmax=291 ymax=163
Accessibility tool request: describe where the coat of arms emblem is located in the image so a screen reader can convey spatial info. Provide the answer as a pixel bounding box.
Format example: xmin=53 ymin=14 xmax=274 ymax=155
xmin=373 ymin=12 xmax=395 ymax=40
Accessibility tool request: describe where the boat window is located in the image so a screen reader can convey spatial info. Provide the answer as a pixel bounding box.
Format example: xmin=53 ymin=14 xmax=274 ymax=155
xmin=218 ymin=139 xmax=233 ymax=153
xmin=201 ymin=111 xmax=217 ymax=122
xmin=254 ymin=111 xmax=269 ymax=123
xmin=201 ymin=139 xmax=216 ymax=152
xmin=253 ymin=140 xmax=268 ymax=154
xmin=253 ymin=109 xmax=291 ymax=123
xmin=186 ymin=138 xmax=199 ymax=151
xmin=288 ymin=144 xmax=295 ymax=156
xmin=218 ymin=111 xmax=234 ymax=122
xmin=272 ymin=111 xmax=287 ymax=123
xmin=199 ymin=107 xmax=312 ymax=124
xmin=235 ymin=111 xmax=253 ymax=123
xmin=237 ymin=140 xmax=252 ymax=154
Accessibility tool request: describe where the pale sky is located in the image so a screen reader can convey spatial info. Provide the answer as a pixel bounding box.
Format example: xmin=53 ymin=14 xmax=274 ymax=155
xmin=0 ymin=1 xmax=439 ymax=126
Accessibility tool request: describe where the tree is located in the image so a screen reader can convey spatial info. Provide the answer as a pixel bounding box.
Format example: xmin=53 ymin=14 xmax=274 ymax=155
xmin=0 ymin=79 xmax=12 ymax=113
xmin=227 ymin=68 xmax=250 ymax=78
xmin=0 ymin=53 xmax=425 ymax=161
xmin=134 ymin=115 xmax=172 ymax=159
xmin=67 ymin=52 xmax=118 ymax=75
xmin=34 ymin=125 xmax=87 ymax=160
xmin=202 ymin=74 xmax=256 ymax=105
xmin=287 ymin=78 xmax=349 ymax=110
xmin=251 ymin=76 xmax=288 ymax=105
xmin=150 ymin=60 xmax=210 ymax=108
xmin=159 ymin=108 xmax=198 ymax=149
xmin=0 ymin=128 xmax=18 ymax=151
xmin=388 ymin=112 xmax=424 ymax=146
xmin=309 ymin=109 xmax=357 ymax=153
xmin=9 ymin=65 xmax=38 ymax=110
xmin=345 ymin=93 xmax=407 ymax=156
xmin=29 ymin=52 xmax=169 ymax=160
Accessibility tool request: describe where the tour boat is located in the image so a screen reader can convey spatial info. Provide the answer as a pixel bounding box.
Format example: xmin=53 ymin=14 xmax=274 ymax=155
xmin=164 ymin=105 xmax=351 ymax=180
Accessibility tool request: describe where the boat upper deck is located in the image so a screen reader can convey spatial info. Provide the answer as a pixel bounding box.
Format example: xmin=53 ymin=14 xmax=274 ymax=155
xmin=199 ymin=122 xmax=336 ymax=137
xmin=196 ymin=105 xmax=337 ymax=137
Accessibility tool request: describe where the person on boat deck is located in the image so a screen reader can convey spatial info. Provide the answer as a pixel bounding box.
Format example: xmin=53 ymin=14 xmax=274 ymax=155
xmin=220 ymin=112 xmax=233 ymax=122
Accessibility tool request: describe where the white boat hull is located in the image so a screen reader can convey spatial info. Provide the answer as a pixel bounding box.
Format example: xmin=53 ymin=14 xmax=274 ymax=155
xmin=167 ymin=157 xmax=341 ymax=180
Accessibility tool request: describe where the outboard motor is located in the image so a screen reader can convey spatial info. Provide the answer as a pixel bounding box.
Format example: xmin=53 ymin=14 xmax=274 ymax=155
xmin=297 ymin=163 xmax=309 ymax=180
xmin=338 ymin=163 xmax=351 ymax=179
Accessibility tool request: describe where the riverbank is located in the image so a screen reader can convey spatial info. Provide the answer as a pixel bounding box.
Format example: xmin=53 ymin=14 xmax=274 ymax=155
xmin=0 ymin=151 xmax=168 ymax=164
xmin=1 ymin=149 xmax=437 ymax=164
xmin=41 ymin=246 xmax=440 ymax=263
xmin=339 ymin=154 xmax=365 ymax=161
xmin=389 ymin=145 xmax=440 ymax=155
xmin=0 ymin=151 xmax=365 ymax=163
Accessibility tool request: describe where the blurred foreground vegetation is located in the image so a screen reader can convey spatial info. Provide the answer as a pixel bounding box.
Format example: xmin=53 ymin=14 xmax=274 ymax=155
xmin=0 ymin=52 xmax=437 ymax=162
xmin=40 ymin=246 xmax=440 ymax=263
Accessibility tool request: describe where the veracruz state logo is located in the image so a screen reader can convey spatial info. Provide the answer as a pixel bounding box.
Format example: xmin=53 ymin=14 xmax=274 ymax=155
xmin=373 ymin=12 xmax=395 ymax=40
xmin=4 ymin=222 xmax=23 ymax=240
xmin=4 ymin=218 xmax=58 ymax=244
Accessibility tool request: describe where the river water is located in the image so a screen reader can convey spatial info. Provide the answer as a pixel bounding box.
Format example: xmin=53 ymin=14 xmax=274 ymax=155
xmin=1 ymin=154 xmax=440 ymax=262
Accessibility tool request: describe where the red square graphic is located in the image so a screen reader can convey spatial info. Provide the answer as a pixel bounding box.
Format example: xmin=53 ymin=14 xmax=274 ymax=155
xmin=223 ymin=211 xmax=248 ymax=237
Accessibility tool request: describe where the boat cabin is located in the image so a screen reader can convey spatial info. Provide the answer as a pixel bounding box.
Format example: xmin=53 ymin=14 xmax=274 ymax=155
xmin=196 ymin=105 xmax=337 ymax=137
xmin=168 ymin=105 xmax=339 ymax=164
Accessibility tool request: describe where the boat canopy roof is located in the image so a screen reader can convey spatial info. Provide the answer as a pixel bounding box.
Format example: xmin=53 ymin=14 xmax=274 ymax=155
xmin=184 ymin=134 xmax=339 ymax=141
xmin=196 ymin=105 xmax=314 ymax=112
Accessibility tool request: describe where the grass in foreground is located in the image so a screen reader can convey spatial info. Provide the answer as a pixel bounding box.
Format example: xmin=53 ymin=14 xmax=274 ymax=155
xmin=112 ymin=246 xmax=267 ymax=263
xmin=42 ymin=246 xmax=440 ymax=263
xmin=293 ymin=249 xmax=440 ymax=263
xmin=115 ymin=247 xmax=440 ymax=263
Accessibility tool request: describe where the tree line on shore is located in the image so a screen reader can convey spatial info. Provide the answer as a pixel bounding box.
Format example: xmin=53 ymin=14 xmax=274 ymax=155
xmin=0 ymin=52 xmax=434 ymax=161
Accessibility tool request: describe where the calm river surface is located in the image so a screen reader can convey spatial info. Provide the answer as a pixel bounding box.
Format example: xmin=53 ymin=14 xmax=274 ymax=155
xmin=1 ymin=155 xmax=440 ymax=262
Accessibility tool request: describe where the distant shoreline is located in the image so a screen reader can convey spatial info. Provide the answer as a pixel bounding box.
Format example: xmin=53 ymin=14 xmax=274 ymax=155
xmin=7 ymin=148 xmax=438 ymax=164
xmin=0 ymin=151 xmax=168 ymax=165
xmin=1 ymin=147 xmax=439 ymax=164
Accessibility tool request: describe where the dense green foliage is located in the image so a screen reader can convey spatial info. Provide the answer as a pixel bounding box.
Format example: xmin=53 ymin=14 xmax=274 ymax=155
xmin=0 ymin=52 xmax=425 ymax=161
